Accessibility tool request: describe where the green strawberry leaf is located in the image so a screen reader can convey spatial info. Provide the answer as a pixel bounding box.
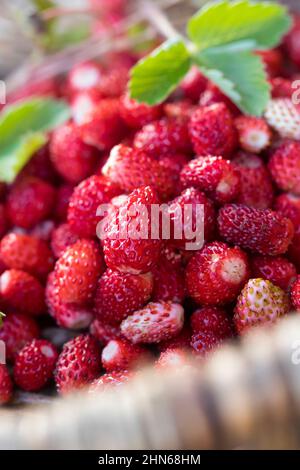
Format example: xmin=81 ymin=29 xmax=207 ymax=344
xmin=129 ymin=39 xmax=191 ymax=105
xmin=187 ymin=0 xmax=291 ymax=51
xmin=0 ymin=98 xmax=70 ymax=183
xmin=195 ymin=45 xmax=270 ymax=116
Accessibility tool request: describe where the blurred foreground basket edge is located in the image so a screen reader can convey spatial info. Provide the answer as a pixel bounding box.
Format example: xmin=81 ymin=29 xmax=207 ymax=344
xmin=0 ymin=314 xmax=300 ymax=449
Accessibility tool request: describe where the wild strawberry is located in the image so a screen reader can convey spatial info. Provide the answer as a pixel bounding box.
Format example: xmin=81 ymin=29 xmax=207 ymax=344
xmin=7 ymin=177 xmax=55 ymax=229
xmin=189 ymin=103 xmax=237 ymax=158
xmin=251 ymin=255 xmax=297 ymax=291
xmin=0 ymin=270 xmax=45 ymax=316
xmin=68 ymin=175 xmax=121 ymax=238
xmin=66 ymin=61 xmax=103 ymax=95
xmin=121 ymin=301 xmax=184 ymax=344
xmin=234 ymin=278 xmax=290 ymax=334
xmin=180 ymin=66 xmax=207 ymax=102
xmin=190 ymin=307 xmax=234 ymax=339
xmin=29 ymin=219 xmax=55 ymax=241
xmin=289 ymin=225 xmax=300 ymax=270
xmin=268 ymin=141 xmax=300 ymax=195
xmin=0 ymin=233 xmax=54 ymax=279
xmin=0 ymin=365 xmax=13 ymax=404
xmin=14 ymin=339 xmax=58 ymax=392
xmin=180 ymin=156 xmax=240 ymax=204
xmin=94 ymin=270 xmax=153 ymax=325
xmin=274 ymin=193 xmax=300 ymax=228
xmin=156 ymin=348 xmax=190 ymax=369
xmin=50 ymin=123 xmax=98 ymax=184
xmin=164 ymin=100 xmax=195 ymax=120
xmin=90 ymin=318 xmax=122 ymax=346
xmin=102 ymin=186 xmax=162 ymax=274
xmin=18 ymin=145 xmax=58 ymax=184
xmin=270 ymin=78 xmax=293 ymax=99
xmin=55 ymin=184 xmax=74 ymax=222
xmin=55 ymin=334 xmax=101 ymax=394
xmin=71 ymin=90 xmax=102 ymax=125
xmin=101 ymin=338 xmax=149 ymax=371
xmin=291 ymin=276 xmax=300 ymax=310
xmin=218 ymin=204 xmax=294 ymax=256
xmin=158 ymin=325 xmax=192 ymax=352
xmin=53 ymin=239 xmax=104 ymax=305
xmin=51 ymin=223 xmax=79 ymax=258
xmin=120 ymin=93 xmax=162 ymax=128
xmin=190 ymin=331 xmax=224 ymax=356
xmin=232 ymin=152 xmax=274 ymax=209
xmin=102 ymin=144 xmax=178 ymax=200
xmin=152 ymin=256 xmax=185 ymax=303
xmin=0 ymin=204 xmax=8 ymax=238
xmin=234 ymin=116 xmax=271 ymax=153
xmin=168 ymin=187 xmax=216 ymax=249
xmin=0 ymin=313 xmax=39 ymax=362
xmin=264 ymin=99 xmax=300 ymax=140
xmin=283 ymin=14 xmax=300 ymax=67
xmin=134 ymin=118 xmax=192 ymax=158
xmin=185 ymin=241 xmax=250 ymax=306
xmin=97 ymin=65 xmax=129 ymax=98
xmin=79 ymin=98 xmax=126 ymax=150
xmin=257 ymin=49 xmax=283 ymax=77
xmin=199 ymin=83 xmax=240 ymax=116
xmin=89 ymin=370 xmax=131 ymax=392
xmin=46 ymin=273 xmax=94 ymax=329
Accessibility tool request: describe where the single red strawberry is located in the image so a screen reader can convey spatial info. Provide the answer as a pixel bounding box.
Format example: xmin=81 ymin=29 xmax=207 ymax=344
xmin=190 ymin=307 xmax=234 ymax=339
xmin=14 ymin=339 xmax=58 ymax=392
xmin=102 ymin=144 xmax=178 ymax=200
xmin=232 ymin=152 xmax=274 ymax=209
xmin=234 ymin=116 xmax=271 ymax=153
xmin=120 ymin=92 xmax=162 ymax=128
xmin=186 ymin=241 xmax=250 ymax=306
xmin=291 ymin=276 xmax=300 ymax=310
xmin=102 ymin=186 xmax=163 ymax=274
xmin=189 ymin=103 xmax=237 ymax=158
xmin=7 ymin=177 xmax=56 ymax=229
xmin=0 ymin=269 xmax=45 ymax=316
xmin=54 ymin=239 xmax=104 ymax=305
xmin=46 ymin=272 xmax=94 ymax=330
xmin=90 ymin=318 xmax=122 ymax=346
xmin=89 ymin=370 xmax=131 ymax=392
xmin=264 ymin=99 xmax=300 ymax=140
xmin=218 ymin=204 xmax=294 ymax=256
xmin=0 ymin=313 xmax=39 ymax=362
xmin=50 ymin=123 xmax=98 ymax=183
xmin=94 ymin=269 xmax=153 ymax=325
xmin=156 ymin=348 xmax=191 ymax=369
xmin=256 ymin=49 xmax=283 ymax=77
xmin=0 ymin=233 xmax=54 ymax=279
xmin=55 ymin=334 xmax=101 ymax=394
xmin=251 ymin=255 xmax=297 ymax=291
xmin=164 ymin=100 xmax=196 ymax=120
xmin=68 ymin=175 xmax=121 ymax=238
xmin=180 ymin=156 xmax=240 ymax=204
xmin=79 ymin=98 xmax=126 ymax=150
xmin=51 ymin=223 xmax=79 ymax=258
xmin=134 ymin=118 xmax=192 ymax=158
xmin=121 ymin=301 xmax=184 ymax=344
xmin=55 ymin=184 xmax=74 ymax=222
xmin=66 ymin=61 xmax=103 ymax=95
xmin=151 ymin=256 xmax=185 ymax=303
xmin=275 ymin=193 xmax=300 ymax=228
xmin=270 ymin=77 xmax=293 ymax=99
xmin=190 ymin=331 xmax=224 ymax=357
xmin=269 ymin=141 xmax=300 ymax=195
xmin=101 ymin=338 xmax=149 ymax=371
xmin=199 ymin=83 xmax=240 ymax=116
xmin=180 ymin=66 xmax=207 ymax=102
xmin=18 ymin=145 xmax=58 ymax=184
xmin=234 ymin=278 xmax=290 ymax=334
xmin=71 ymin=90 xmax=103 ymax=125
xmin=0 ymin=365 xmax=13 ymax=404
xmin=97 ymin=65 xmax=129 ymax=98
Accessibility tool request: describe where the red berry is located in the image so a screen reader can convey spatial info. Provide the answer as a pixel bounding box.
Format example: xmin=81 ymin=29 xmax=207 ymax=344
xmin=14 ymin=339 xmax=58 ymax=392
xmin=51 ymin=223 xmax=79 ymax=258
xmin=55 ymin=334 xmax=101 ymax=394
xmin=180 ymin=66 xmax=207 ymax=102
xmin=55 ymin=184 xmax=74 ymax=222
xmin=234 ymin=278 xmax=290 ymax=334
xmin=121 ymin=301 xmax=184 ymax=344
xmin=0 ymin=365 xmax=13 ymax=404
xmin=251 ymin=255 xmax=297 ymax=291
xmin=189 ymin=103 xmax=237 ymax=158
xmin=97 ymin=66 xmax=129 ymax=98
xmin=234 ymin=116 xmax=271 ymax=153
xmin=180 ymin=156 xmax=240 ymax=204
xmin=46 ymin=272 xmax=94 ymax=329
xmin=164 ymin=100 xmax=195 ymax=120
xmin=186 ymin=241 xmax=249 ymax=306
xmin=71 ymin=90 xmax=102 ymax=125
xmin=265 ymin=99 xmax=300 ymax=140
xmin=7 ymin=177 xmax=55 ymax=229
xmin=134 ymin=118 xmax=191 ymax=158
xmin=0 ymin=233 xmax=54 ymax=279
xmin=95 ymin=269 xmax=153 ymax=325
xmin=152 ymin=256 xmax=185 ymax=303
xmin=102 ymin=144 xmax=178 ymax=200
xmin=275 ymin=193 xmax=300 ymax=228
xmin=0 ymin=204 xmax=8 ymax=238
xmin=232 ymin=152 xmax=274 ymax=209
xmin=270 ymin=77 xmax=293 ymax=99
xmin=268 ymin=141 xmax=300 ymax=195
xmin=101 ymin=338 xmax=148 ymax=371
xmin=0 ymin=269 xmax=45 ymax=316
xmin=18 ymin=145 xmax=58 ymax=184
xmin=158 ymin=325 xmax=192 ymax=352
xmin=291 ymin=276 xmax=300 ymax=310
xmin=66 ymin=61 xmax=103 ymax=95
xmin=89 ymin=370 xmax=131 ymax=392
xmin=79 ymin=98 xmax=126 ymax=150
xmin=156 ymin=348 xmax=190 ymax=369
xmin=0 ymin=313 xmax=39 ymax=362
xmin=68 ymin=175 xmax=121 ymax=238
xmin=199 ymin=83 xmax=240 ymax=116
xmin=257 ymin=49 xmax=283 ymax=78
xmin=120 ymin=92 xmax=162 ymax=128
xmin=218 ymin=204 xmax=294 ymax=256
xmin=50 ymin=123 xmax=98 ymax=183
xmin=190 ymin=331 xmax=224 ymax=356
xmin=89 ymin=318 xmax=122 ymax=346
xmin=29 ymin=219 xmax=55 ymax=242
xmin=283 ymin=14 xmax=300 ymax=67
xmin=191 ymin=307 xmax=234 ymax=339
xmin=102 ymin=186 xmax=162 ymax=274
xmin=54 ymin=239 xmax=104 ymax=305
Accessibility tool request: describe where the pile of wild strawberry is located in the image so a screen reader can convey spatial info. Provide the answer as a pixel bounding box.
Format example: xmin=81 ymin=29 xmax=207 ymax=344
xmin=2 ymin=16 xmax=300 ymax=406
